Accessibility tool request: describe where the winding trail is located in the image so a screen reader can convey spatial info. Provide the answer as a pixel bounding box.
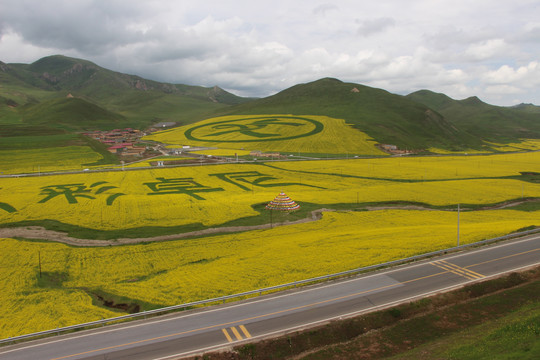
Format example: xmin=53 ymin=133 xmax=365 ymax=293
xmin=0 ymin=200 xmax=535 ymax=247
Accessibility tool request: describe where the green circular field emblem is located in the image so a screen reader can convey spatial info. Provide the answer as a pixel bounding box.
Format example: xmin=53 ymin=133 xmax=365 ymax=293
xmin=185 ymin=116 xmax=324 ymax=142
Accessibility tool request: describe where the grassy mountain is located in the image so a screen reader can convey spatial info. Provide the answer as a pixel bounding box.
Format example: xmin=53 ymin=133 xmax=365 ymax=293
xmin=0 ymin=55 xmax=251 ymax=132
xmin=407 ymin=90 xmax=540 ymax=143
xmin=20 ymin=97 xmax=128 ymax=131
xmin=2 ymin=55 xmax=539 ymax=153
xmin=214 ymin=78 xmax=480 ymax=150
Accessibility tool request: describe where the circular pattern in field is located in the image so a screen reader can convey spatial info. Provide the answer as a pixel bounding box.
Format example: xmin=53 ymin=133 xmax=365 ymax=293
xmin=184 ymin=116 xmax=324 ymax=142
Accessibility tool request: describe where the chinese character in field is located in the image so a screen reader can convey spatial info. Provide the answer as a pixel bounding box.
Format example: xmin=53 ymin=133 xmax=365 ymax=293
xmin=0 ymin=202 xmax=16 ymax=213
xmin=204 ymin=118 xmax=305 ymax=139
xmin=144 ymin=177 xmax=224 ymax=200
xmin=38 ymin=182 xmax=124 ymax=205
xmin=0 ymin=188 xmax=17 ymax=213
xmin=209 ymin=171 xmax=325 ymax=191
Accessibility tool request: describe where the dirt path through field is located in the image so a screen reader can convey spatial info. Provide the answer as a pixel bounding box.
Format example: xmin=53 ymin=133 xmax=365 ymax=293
xmin=0 ymin=200 xmax=534 ymax=246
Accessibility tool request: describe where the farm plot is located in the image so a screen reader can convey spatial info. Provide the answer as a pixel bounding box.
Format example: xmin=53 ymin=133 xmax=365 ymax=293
xmin=144 ymin=115 xmax=386 ymax=156
xmin=0 ymin=146 xmax=103 ymax=175
xmin=1 ymin=208 xmax=538 ymax=337
xmin=0 ymin=152 xmax=539 ymax=337
xmin=267 ymin=151 xmax=540 ymax=181
xmin=0 ymin=154 xmax=539 ymax=232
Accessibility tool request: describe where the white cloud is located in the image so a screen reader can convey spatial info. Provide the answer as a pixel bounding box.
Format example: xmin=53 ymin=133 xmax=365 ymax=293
xmin=0 ymin=0 xmax=539 ymax=105
xmin=484 ymin=62 xmax=540 ymax=86
xmin=464 ymin=39 xmax=511 ymax=61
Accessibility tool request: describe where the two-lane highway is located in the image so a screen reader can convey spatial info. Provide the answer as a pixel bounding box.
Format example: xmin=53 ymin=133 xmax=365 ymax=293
xmin=1 ymin=234 xmax=538 ymax=360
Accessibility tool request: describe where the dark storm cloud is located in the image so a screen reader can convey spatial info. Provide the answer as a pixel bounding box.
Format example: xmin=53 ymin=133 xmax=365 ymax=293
xmin=0 ymin=0 xmax=147 ymax=54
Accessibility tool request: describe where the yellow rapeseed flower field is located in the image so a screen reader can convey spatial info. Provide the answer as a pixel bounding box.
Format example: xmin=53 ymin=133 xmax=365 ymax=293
xmin=1 ymin=208 xmax=538 ymax=337
xmin=190 ymin=148 xmax=252 ymax=156
xmin=429 ymin=139 xmax=540 ymax=154
xmin=0 ymin=146 xmax=103 ymax=175
xmin=144 ymin=114 xmax=386 ymax=156
xmin=0 ymin=152 xmax=539 ymax=230
xmin=270 ymin=151 xmax=540 ymax=180
xmin=0 ymin=151 xmax=539 ymax=337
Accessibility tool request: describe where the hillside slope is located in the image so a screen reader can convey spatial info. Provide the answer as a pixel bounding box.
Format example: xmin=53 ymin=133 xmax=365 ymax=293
xmin=215 ymin=78 xmax=480 ymax=150
xmin=20 ymin=97 xmax=128 ymax=131
xmin=0 ymin=55 xmax=251 ymax=131
xmin=407 ymin=90 xmax=540 ymax=142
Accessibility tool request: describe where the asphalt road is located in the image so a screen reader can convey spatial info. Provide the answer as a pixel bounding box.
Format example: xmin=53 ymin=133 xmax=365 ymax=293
xmin=1 ymin=234 xmax=538 ymax=360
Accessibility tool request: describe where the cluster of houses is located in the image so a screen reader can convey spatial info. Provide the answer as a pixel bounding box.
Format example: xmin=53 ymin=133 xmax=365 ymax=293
xmin=379 ymin=144 xmax=417 ymax=155
xmin=249 ymin=150 xmax=288 ymax=159
xmin=83 ymin=128 xmax=147 ymax=157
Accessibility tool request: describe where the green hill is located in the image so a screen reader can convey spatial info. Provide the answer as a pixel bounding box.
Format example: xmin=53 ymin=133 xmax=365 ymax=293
xmin=0 ymin=55 xmax=251 ymax=131
xmin=1 ymin=55 xmax=539 ymax=153
xmin=20 ymin=97 xmax=128 ymax=131
xmin=407 ymin=90 xmax=540 ymax=143
xmin=214 ymin=78 xmax=480 ymax=150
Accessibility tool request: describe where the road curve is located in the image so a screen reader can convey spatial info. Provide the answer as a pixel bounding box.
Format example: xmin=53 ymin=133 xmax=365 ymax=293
xmin=1 ymin=234 xmax=538 ymax=360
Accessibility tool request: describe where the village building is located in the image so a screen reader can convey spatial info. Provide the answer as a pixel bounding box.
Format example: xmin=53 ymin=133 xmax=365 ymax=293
xmin=249 ymin=150 xmax=287 ymax=159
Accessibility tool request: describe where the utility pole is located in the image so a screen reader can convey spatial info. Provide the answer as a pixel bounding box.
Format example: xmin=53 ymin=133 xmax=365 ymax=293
xmin=38 ymin=250 xmax=42 ymax=278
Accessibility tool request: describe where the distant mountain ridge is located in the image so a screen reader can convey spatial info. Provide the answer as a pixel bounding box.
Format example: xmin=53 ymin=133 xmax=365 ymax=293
xmin=214 ymin=78 xmax=482 ymax=150
xmin=406 ymin=90 xmax=540 ymax=142
xmin=0 ymin=55 xmax=251 ymax=131
xmin=3 ymin=55 xmax=246 ymax=102
xmin=1 ymin=55 xmax=539 ymax=152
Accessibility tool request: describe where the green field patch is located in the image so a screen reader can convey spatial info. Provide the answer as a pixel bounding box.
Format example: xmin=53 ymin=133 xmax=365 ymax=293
xmin=118 ymin=269 xmax=168 ymax=283
xmin=0 ymin=202 xmax=17 ymax=213
xmin=1 ymin=197 xmax=538 ymax=241
xmin=187 ymin=257 xmax=222 ymax=265
xmin=516 ymin=171 xmax=540 ymax=183
xmin=36 ymin=271 xmax=70 ymax=289
xmin=444 ymin=308 xmax=540 ymax=360
xmin=0 ymin=133 xmax=79 ymax=150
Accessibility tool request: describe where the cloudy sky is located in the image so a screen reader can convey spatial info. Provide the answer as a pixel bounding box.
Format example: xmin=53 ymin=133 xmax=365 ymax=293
xmin=1 ymin=0 xmax=539 ymax=105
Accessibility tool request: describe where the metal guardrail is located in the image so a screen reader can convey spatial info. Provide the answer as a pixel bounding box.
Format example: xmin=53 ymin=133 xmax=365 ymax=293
xmin=1 ymin=227 xmax=539 ymax=345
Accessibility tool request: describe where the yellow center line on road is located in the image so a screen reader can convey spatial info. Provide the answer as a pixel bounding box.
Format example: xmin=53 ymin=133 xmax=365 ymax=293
xmin=222 ymin=325 xmax=251 ymax=342
xmin=230 ymin=326 xmax=243 ymax=341
xmin=221 ymin=328 xmax=233 ymax=343
xmin=439 ymin=260 xmax=485 ymax=278
xmin=431 ymin=261 xmax=479 ymax=280
xmin=462 ymin=247 xmax=540 ymax=270
xmin=432 ymin=260 xmax=485 ymax=280
xmin=49 ymin=246 xmax=539 ymax=360
xmin=240 ymin=325 xmax=252 ymax=338
xmin=49 ymin=271 xmax=444 ymax=360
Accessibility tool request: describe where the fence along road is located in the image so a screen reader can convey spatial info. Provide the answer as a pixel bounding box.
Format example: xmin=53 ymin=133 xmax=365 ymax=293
xmin=0 ymin=231 xmax=539 ymax=360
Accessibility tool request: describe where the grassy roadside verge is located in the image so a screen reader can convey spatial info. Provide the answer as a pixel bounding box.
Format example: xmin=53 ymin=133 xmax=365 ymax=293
xmin=189 ymin=266 xmax=540 ymax=360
